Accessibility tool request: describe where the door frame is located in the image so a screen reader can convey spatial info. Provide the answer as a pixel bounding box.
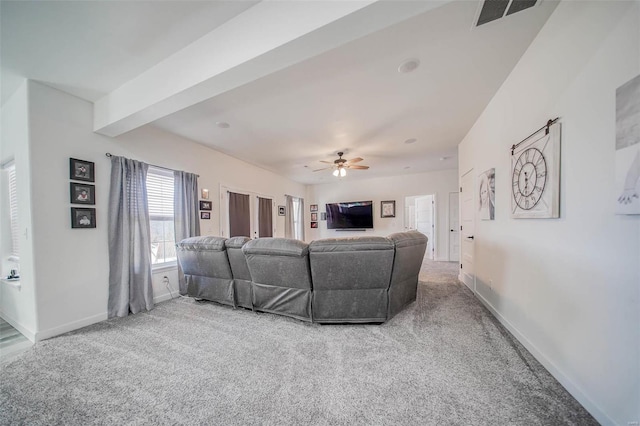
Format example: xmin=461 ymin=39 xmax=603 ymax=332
xmin=220 ymin=184 xmax=276 ymax=238
xmin=404 ymin=193 xmax=437 ymax=260
xmin=460 ymin=169 xmax=476 ymax=291
xmin=448 ymin=191 xmax=460 ymax=262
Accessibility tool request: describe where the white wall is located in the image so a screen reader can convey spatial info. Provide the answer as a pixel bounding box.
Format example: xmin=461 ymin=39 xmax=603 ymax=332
xmin=24 ymin=81 xmax=305 ymax=340
xmin=458 ymin=2 xmax=639 ymax=425
xmin=0 ymin=81 xmax=39 ymax=341
xmin=306 ymin=169 xmax=458 ymax=260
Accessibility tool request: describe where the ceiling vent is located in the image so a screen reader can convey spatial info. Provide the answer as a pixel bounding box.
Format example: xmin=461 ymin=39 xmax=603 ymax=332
xmin=475 ymin=0 xmax=538 ymax=27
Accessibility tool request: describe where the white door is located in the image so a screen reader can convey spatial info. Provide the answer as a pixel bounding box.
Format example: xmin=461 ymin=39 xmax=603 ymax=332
xmin=460 ymin=170 xmax=475 ymax=291
xmin=415 ymin=195 xmax=434 ymax=260
xmin=448 ymin=192 xmax=460 ymax=261
xmin=405 ymin=195 xmax=436 ymax=260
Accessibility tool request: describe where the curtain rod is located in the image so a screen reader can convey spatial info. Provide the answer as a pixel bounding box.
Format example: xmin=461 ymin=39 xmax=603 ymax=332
xmin=511 ymin=118 xmax=560 ymax=155
xmin=105 ymin=153 xmax=199 ymax=177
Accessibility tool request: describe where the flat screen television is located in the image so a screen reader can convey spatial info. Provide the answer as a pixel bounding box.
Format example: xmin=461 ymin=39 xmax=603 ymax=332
xmin=326 ymin=201 xmax=373 ymax=229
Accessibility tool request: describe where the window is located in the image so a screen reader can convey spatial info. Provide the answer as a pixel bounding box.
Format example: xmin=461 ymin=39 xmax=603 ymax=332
xmin=3 ymin=163 xmax=19 ymax=259
xmin=146 ymin=167 xmax=175 ymax=267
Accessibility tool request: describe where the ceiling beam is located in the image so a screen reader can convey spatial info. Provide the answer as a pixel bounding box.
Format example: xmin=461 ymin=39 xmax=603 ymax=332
xmin=94 ymin=0 xmax=450 ymax=137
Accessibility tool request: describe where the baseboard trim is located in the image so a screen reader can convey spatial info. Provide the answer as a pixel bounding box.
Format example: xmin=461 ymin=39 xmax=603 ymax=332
xmin=35 ymin=312 xmax=108 ymax=342
xmin=0 ymin=310 xmax=36 ymax=342
xmin=154 ymin=292 xmax=178 ymax=304
xmin=474 ymin=292 xmax=615 ymax=426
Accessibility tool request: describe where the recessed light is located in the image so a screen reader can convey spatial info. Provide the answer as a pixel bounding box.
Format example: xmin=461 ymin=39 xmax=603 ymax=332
xmin=398 ymin=58 xmax=420 ymax=74
xmin=216 ymin=122 xmax=230 ymax=129
xmin=404 ymin=138 xmax=417 ymax=144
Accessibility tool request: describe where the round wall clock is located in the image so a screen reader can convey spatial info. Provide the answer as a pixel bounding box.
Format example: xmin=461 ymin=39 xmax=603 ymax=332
xmin=512 ymin=147 xmax=547 ymax=210
xmin=510 ymin=121 xmax=561 ymax=218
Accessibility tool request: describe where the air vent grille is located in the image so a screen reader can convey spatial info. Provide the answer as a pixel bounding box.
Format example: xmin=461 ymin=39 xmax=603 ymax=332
xmin=476 ymin=0 xmax=538 ymax=27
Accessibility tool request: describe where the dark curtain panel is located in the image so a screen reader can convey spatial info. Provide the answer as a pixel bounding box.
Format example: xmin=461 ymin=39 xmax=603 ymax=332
xmin=258 ymin=197 xmax=273 ymax=237
xmin=229 ymin=192 xmax=250 ymax=237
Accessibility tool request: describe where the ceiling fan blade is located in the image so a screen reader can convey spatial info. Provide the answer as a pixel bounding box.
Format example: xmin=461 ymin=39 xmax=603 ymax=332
xmin=312 ymin=167 xmax=331 ymax=172
xmin=348 ymin=165 xmax=369 ymax=170
xmin=319 ymin=160 xmax=334 ymax=164
xmin=346 ymin=157 xmax=363 ymax=164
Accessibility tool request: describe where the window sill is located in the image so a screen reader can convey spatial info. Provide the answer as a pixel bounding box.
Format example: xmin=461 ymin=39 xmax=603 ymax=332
xmin=1 ymin=278 xmax=21 ymax=289
xmin=152 ymin=263 xmax=178 ymax=274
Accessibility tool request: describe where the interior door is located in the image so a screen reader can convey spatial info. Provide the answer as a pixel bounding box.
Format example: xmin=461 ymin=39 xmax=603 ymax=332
xmin=415 ymin=195 xmax=434 ymax=260
xmin=460 ymin=170 xmax=475 ymax=291
xmin=449 ymin=192 xmax=460 ymax=261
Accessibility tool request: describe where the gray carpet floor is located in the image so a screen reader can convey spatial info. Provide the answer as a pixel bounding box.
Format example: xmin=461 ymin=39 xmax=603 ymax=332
xmin=0 ymin=262 xmax=596 ymax=425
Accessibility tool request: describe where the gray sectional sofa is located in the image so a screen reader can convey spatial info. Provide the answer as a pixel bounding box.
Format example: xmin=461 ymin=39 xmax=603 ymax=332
xmin=176 ymin=231 xmax=427 ymax=323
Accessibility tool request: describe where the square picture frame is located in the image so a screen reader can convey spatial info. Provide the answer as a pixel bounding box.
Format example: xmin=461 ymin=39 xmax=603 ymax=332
xmin=70 ymin=158 xmax=95 ymax=182
xmin=71 ymin=207 xmax=96 ymax=229
xmin=278 ymin=205 xmax=286 ymax=216
xmin=199 ymin=200 xmax=212 ymax=211
xmin=310 ymin=204 xmax=318 ymax=212
xmin=201 ymin=211 xmax=211 ymax=220
xmin=381 ymin=200 xmax=396 ymax=218
xmin=70 ymin=182 xmax=95 ymax=205
xmin=310 ymin=212 xmax=318 ymax=221
xmin=310 ymin=221 xmax=318 ymax=228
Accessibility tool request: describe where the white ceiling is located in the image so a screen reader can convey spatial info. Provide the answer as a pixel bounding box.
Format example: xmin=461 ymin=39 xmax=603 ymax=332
xmin=1 ymin=0 xmax=558 ymax=184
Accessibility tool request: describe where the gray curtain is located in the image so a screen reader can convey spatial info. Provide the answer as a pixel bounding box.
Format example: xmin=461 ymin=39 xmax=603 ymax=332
xmin=285 ymin=195 xmax=305 ymax=241
xmin=174 ymin=171 xmax=201 ymax=295
xmin=258 ymin=197 xmax=273 ymax=237
xmin=107 ymin=156 xmax=154 ymax=318
xmin=229 ymin=192 xmax=250 ymax=237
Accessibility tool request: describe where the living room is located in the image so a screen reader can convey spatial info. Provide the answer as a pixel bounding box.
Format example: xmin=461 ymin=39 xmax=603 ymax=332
xmin=1 ymin=1 xmax=638 ymax=425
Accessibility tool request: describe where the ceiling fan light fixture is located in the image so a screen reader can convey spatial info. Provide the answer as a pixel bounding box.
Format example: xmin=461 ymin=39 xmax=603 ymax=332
xmin=333 ymin=169 xmax=340 ymax=177
xmin=340 ymin=168 xmax=346 ymax=177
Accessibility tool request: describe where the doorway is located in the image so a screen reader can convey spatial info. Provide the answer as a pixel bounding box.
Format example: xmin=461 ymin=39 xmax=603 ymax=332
xmin=460 ymin=170 xmax=475 ymax=291
xmin=404 ymin=194 xmax=436 ymax=260
xmin=220 ymin=185 xmax=276 ymax=239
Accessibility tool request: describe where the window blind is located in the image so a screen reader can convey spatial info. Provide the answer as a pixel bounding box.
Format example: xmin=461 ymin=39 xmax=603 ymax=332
xmin=8 ymin=166 xmax=19 ymax=258
xmin=146 ymin=167 xmax=174 ymax=220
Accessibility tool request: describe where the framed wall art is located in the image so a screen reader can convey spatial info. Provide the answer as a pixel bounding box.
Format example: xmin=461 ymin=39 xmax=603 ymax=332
xmin=478 ymin=168 xmax=495 ymax=220
xmin=510 ymin=119 xmax=561 ymax=218
xmin=199 ymin=200 xmax=212 ymax=211
xmin=201 ymin=211 xmax=211 ymax=220
xmin=310 ymin=204 xmax=318 ymax=212
xmin=70 ymin=182 xmax=95 ymax=205
xmin=71 ymin=207 xmax=96 ymax=228
xmin=70 ymin=158 xmax=95 ymax=182
xmin=615 ymin=73 xmax=640 ymax=215
xmin=310 ymin=221 xmax=318 ymax=228
xmin=311 ymin=212 xmax=318 ymax=221
xmin=381 ymin=200 xmax=395 ymax=218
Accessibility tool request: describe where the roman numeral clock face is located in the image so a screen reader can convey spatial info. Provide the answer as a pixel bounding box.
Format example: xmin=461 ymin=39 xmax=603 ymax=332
xmin=512 ymin=148 xmax=546 ymax=210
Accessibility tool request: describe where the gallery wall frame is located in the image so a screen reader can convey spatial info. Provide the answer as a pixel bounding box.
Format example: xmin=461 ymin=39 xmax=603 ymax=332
xmin=70 ymin=182 xmax=95 ymax=205
xmin=199 ymin=200 xmax=212 ymax=211
xmin=70 ymin=158 xmax=95 ymax=182
xmin=71 ymin=207 xmax=96 ymax=228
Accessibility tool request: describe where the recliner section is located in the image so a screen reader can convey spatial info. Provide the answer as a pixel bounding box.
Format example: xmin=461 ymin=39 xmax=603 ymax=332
xmin=242 ymin=238 xmax=313 ymax=322
xmin=309 ymin=236 xmax=394 ymax=323
xmin=175 ymin=236 xmax=235 ymax=307
xmin=175 ymin=231 xmax=427 ymax=323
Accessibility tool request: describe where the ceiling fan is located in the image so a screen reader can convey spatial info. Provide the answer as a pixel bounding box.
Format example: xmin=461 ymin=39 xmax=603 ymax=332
xmin=313 ymin=151 xmax=370 ymax=177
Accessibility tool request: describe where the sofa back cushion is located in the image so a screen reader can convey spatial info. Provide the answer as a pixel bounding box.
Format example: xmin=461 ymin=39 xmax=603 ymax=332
xmin=243 ymin=238 xmax=312 ymax=321
xmin=309 ymin=236 xmax=394 ymax=323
